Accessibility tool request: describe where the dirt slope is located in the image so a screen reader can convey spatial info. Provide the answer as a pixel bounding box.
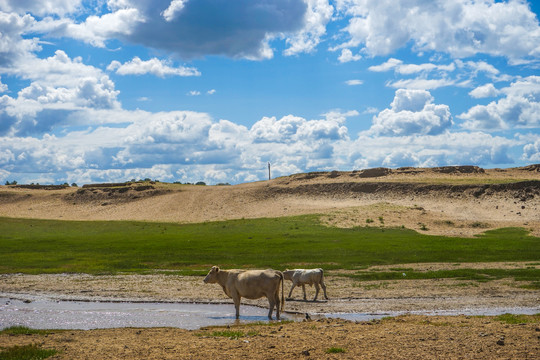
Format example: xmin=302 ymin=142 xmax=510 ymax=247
xmin=1 ymin=165 xmax=539 ymax=237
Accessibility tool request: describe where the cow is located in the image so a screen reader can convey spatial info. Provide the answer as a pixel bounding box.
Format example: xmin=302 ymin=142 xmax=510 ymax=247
xmin=282 ymin=268 xmax=328 ymax=301
xmin=203 ymin=266 xmax=284 ymax=320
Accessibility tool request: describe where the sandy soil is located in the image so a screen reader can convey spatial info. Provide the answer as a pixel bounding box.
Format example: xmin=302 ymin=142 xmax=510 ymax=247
xmin=1 ymin=165 xmax=540 ymax=358
xmin=1 ymin=165 xmax=539 ymax=237
xmin=1 ymin=315 xmax=539 ymax=359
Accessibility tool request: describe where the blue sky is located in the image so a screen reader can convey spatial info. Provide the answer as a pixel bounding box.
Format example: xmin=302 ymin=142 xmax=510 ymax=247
xmin=1 ymin=0 xmax=540 ymax=185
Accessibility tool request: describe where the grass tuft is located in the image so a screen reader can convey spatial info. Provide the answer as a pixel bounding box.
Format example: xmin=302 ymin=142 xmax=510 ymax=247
xmin=326 ymin=347 xmax=346 ymax=354
xmin=0 ymin=344 xmax=57 ymax=360
xmin=0 ymin=326 xmax=55 ymax=336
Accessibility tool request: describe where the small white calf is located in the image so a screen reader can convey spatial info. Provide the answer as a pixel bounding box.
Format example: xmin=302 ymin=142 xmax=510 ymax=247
xmin=282 ymin=268 xmax=328 ymax=301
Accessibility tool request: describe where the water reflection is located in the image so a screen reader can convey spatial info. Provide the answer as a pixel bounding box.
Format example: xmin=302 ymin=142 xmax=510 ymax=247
xmin=0 ymin=298 xmax=302 ymax=330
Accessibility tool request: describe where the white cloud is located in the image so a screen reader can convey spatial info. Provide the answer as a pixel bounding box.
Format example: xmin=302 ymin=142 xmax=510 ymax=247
xmin=369 ymin=58 xmax=455 ymax=75
xmin=523 ymin=138 xmax=540 ymax=162
xmin=459 ymin=76 xmax=540 ymax=130
xmin=0 ymin=0 xmax=81 ymax=16
xmin=469 ymin=83 xmax=500 ymax=98
xmin=369 ymin=89 xmax=453 ymax=136
xmin=187 ymin=90 xmax=200 ymax=96
xmin=0 ymin=12 xmax=41 ymax=68
xmin=249 ymin=113 xmax=349 ymax=144
xmin=0 ymin=50 xmax=120 ymax=136
xmin=284 ymin=0 xmax=334 ymax=56
xmin=162 ymin=0 xmax=189 ymax=22
xmin=335 ymin=0 xmax=540 ymax=64
xmin=0 ymin=105 xmax=524 ymax=185
xmin=0 ymin=77 xmax=7 ymax=93
xmin=368 ymin=58 xmax=403 ymax=72
xmin=107 ymin=57 xmax=200 ymax=77
xmin=207 ymin=89 xmax=216 ymax=95
xmin=388 ymin=78 xmax=459 ymax=90
xmin=345 ymin=79 xmax=363 ymax=86
xmin=338 ymin=48 xmax=361 ymax=63
xmin=62 ymin=8 xmax=144 ymax=48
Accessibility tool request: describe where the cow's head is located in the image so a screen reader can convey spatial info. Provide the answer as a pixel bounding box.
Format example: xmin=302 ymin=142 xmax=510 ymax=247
xmin=203 ymin=266 xmax=220 ymax=283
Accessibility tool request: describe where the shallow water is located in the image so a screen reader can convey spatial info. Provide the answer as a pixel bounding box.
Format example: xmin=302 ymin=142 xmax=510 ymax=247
xmin=1 ymin=297 xmax=538 ymax=331
xmin=326 ymin=307 xmax=540 ymax=321
xmin=0 ymin=298 xmax=303 ymax=330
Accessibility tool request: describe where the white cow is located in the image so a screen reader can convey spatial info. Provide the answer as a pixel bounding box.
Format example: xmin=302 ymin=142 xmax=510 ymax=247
xmin=203 ymin=266 xmax=284 ymax=320
xmin=283 ymin=268 xmax=328 ymax=301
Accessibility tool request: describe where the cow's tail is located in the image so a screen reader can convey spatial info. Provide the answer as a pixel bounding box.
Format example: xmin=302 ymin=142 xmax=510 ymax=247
xmin=279 ymin=271 xmax=285 ymax=311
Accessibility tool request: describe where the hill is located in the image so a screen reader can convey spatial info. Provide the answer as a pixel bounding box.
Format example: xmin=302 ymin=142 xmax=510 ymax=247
xmin=1 ymin=165 xmax=539 ymax=237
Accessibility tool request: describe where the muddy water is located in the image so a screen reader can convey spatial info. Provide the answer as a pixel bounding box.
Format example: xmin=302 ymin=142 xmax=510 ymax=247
xmin=0 ymin=298 xmax=304 ymax=330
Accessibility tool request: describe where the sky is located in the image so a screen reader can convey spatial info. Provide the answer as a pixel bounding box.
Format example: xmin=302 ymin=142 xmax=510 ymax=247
xmin=1 ymin=0 xmax=540 ymax=185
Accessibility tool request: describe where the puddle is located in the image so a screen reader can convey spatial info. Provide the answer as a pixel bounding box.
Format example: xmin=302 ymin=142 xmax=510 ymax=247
xmin=1 ymin=297 xmax=538 ymax=331
xmin=0 ymin=298 xmax=303 ymax=330
xmin=325 ymin=307 xmax=540 ymax=321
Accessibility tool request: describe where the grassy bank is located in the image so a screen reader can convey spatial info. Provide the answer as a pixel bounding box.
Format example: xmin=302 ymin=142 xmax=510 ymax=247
xmin=1 ymin=216 xmax=539 ymax=276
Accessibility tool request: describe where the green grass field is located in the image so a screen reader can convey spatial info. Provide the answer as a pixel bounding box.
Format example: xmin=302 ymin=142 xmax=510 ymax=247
xmin=1 ymin=216 xmax=539 ymax=280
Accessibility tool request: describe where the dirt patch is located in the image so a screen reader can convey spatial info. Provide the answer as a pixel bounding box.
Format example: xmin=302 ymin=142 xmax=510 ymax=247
xmin=2 ymin=315 xmax=539 ymax=360
xmin=2 ymin=265 xmax=539 ymax=359
xmin=63 ymin=184 xmax=170 ymax=205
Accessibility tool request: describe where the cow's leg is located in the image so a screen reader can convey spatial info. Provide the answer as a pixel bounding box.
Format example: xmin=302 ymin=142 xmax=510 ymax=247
xmin=274 ymin=290 xmax=281 ymax=320
xmin=313 ymin=283 xmax=320 ymax=301
xmin=321 ymin=280 xmax=329 ymax=300
xmin=287 ymin=284 xmax=296 ymax=299
xmin=302 ymin=284 xmax=307 ymax=300
xmin=232 ymin=293 xmax=241 ymax=319
xmin=267 ymin=295 xmax=275 ymax=320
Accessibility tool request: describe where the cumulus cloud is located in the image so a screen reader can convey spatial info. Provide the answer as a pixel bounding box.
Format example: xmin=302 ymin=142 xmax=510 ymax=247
xmin=0 ymin=0 xmax=81 ymax=16
xmin=0 ymin=12 xmax=41 ymax=67
xmin=284 ymin=0 xmax=334 ymax=56
xmin=250 ymin=113 xmax=349 ymax=143
xmin=107 ymin=57 xmax=200 ymax=77
xmin=369 ymin=89 xmax=453 ymax=136
xmin=469 ymin=83 xmax=500 ymax=98
xmin=0 ymin=104 xmax=524 ymax=186
xmin=335 ymin=0 xmax=540 ymax=64
xmin=459 ymin=76 xmax=540 ymax=130
xmin=0 ymin=50 xmax=119 ymax=136
xmin=338 ymin=48 xmax=361 ymax=63
xmin=161 ymin=0 xmax=189 ymax=22
xmin=523 ymin=139 xmax=540 ymax=162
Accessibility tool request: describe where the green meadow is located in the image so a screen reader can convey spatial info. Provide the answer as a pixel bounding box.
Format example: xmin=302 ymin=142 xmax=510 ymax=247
xmin=1 ymin=216 xmax=539 ymax=284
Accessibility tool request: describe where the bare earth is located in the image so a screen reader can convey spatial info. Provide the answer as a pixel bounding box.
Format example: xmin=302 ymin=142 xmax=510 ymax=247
xmin=1 ymin=165 xmax=540 ymax=358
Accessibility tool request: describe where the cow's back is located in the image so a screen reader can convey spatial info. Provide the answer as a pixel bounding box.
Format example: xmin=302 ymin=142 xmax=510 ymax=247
xmin=294 ymin=268 xmax=322 ymax=285
xmin=230 ymin=269 xmax=282 ymax=300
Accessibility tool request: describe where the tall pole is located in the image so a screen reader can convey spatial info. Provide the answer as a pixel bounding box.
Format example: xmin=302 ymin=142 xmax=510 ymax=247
xmin=268 ymin=162 xmax=271 ymax=180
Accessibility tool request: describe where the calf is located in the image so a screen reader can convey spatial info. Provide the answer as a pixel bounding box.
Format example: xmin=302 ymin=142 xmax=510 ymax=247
xmin=283 ymin=268 xmax=328 ymax=301
xmin=203 ymin=266 xmax=284 ymax=320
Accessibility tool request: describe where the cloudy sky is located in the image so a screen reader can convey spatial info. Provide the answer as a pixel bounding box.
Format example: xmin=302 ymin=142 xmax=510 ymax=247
xmin=1 ymin=0 xmax=540 ymax=185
